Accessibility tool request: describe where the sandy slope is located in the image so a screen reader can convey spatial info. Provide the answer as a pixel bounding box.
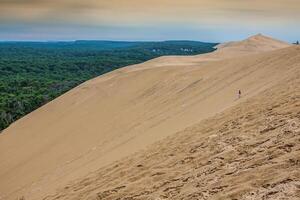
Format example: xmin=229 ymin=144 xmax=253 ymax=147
xmin=45 ymin=56 xmax=300 ymax=200
xmin=0 ymin=35 xmax=298 ymax=200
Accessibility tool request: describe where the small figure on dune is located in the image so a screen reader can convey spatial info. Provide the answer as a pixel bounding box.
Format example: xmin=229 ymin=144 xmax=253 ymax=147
xmin=238 ymin=90 xmax=242 ymax=99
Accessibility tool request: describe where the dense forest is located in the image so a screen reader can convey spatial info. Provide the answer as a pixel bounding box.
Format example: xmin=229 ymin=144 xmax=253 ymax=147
xmin=0 ymin=40 xmax=217 ymax=131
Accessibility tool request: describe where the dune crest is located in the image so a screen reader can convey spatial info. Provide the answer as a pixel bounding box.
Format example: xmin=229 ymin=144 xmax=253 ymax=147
xmin=0 ymin=35 xmax=299 ymax=200
xmin=216 ymin=33 xmax=290 ymax=51
xmin=203 ymin=33 xmax=291 ymax=60
xmin=129 ymin=34 xmax=291 ymax=70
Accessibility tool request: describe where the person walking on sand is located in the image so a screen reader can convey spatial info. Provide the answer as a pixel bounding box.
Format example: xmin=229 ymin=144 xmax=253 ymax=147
xmin=238 ymin=90 xmax=242 ymax=99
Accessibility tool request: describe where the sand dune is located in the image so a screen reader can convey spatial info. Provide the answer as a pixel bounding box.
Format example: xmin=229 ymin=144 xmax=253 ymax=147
xmin=0 ymin=35 xmax=299 ymax=200
xmin=45 ymin=58 xmax=300 ymax=200
xmin=126 ymin=34 xmax=291 ymax=70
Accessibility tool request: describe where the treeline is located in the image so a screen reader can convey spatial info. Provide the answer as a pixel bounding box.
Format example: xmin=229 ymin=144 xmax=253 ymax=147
xmin=0 ymin=40 xmax=217 ymax=131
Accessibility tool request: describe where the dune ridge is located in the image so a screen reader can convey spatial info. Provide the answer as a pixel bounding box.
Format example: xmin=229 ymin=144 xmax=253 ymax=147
xmin=44 ymin=58 xmax=300 ymax=200
xmin=0 ymin=34 xmax=299 ymax=200
xmin=128 ymin=34 xmax=291 ymax=70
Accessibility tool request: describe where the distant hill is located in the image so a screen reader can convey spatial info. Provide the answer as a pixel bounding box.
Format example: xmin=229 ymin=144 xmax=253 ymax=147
xmin=0 ymin=40 xmax=217 ymax=131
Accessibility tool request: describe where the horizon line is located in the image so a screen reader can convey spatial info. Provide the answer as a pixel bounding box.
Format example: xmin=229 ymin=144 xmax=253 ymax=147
xmin=0 ymin=39 xmax=219 ymax=43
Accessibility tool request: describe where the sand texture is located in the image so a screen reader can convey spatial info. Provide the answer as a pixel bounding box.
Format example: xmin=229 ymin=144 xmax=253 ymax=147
xmin=45 ymin=61 xmax=300 ymax=200
xmin=0 ymin=35 xmax=299 ymax=200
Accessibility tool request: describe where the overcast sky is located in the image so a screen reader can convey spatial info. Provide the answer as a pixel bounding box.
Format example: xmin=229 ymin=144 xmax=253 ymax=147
xmin=0 ymin=0 xmax=299 ymax=42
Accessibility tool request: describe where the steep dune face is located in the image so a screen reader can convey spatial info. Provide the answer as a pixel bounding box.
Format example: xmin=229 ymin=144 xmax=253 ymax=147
xmin=45 ymin=58 xmax=300 ymax=200
xmin=0 ymin=35 xmax=297 ymax=200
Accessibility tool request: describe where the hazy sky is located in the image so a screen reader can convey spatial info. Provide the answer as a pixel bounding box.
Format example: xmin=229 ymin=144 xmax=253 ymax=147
xmin=0 ymin=0 xmax=299 ymax=42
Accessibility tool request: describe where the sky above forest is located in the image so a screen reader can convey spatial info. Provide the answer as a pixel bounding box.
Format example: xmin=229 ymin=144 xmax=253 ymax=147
xmin=0 ymin=0 xmax=299 ymax=42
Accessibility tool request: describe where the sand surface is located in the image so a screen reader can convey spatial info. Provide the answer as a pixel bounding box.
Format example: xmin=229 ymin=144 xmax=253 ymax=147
xmin=46 ymin=58 xmax=300 ymax=200
xmin=0 ymin=34 xmax=299 ymax=200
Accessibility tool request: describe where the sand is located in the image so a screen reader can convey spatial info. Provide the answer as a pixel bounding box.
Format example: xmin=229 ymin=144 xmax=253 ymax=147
xmin=46 ymin=58 xmax=300 ymax=200
xmin=0 ymin=34 xmax=299 ymax=200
